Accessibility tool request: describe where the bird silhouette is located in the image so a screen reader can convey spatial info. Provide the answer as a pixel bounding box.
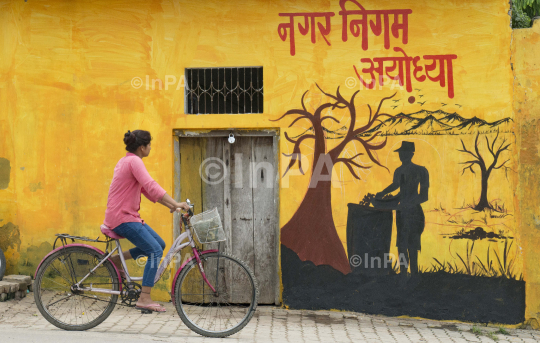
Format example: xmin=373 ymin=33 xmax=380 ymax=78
xmin=391 ymin=105 xmax=398 ymax=109
xmin=392 ymin=100 xmax=400 ymax=103
xmin=414 ymin=88 xmax=422 ymax=91
xmin=455 ymin=104 xmax=462 ymax=108
xmin=417 ymin=101 xmax=426 ymax=106
xmin=419 ymin=95 xmax=424 ymax=98
xmin=441 ymin=103 xmax=447 ymax=106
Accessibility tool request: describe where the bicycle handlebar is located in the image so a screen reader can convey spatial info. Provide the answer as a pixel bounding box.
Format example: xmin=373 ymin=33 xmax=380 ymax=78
xmin=169 ymin=200 xmax=195 ymax=227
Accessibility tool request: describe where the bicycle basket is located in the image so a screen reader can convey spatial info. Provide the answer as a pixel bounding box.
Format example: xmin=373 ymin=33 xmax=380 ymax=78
xmin=190 ymin=207 xmax=226 ymax=244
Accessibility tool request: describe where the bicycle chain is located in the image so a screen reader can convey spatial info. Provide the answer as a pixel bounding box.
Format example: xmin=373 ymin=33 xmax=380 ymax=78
xmin=74 ymin=280 xmax=143 ymax=308
xmin=76 ymin=292 xmax=139 ymax=308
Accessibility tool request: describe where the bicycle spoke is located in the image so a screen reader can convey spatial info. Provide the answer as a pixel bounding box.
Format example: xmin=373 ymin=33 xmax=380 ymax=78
xmin=46 ymin=294 xmax=74 ymax=308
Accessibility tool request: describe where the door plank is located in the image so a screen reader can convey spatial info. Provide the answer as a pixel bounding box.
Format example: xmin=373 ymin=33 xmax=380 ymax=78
xmin=222 ymin=140 xmax=233 ymax=303
xmin=230 ymin=137 xmax=255 ymax=303
xmin=222 ymin=141 xmax=233 ymax=254
xmin=201 ymin=137 xmax=225 ymax=251
xmin=252 ymin=137 xmax=276 ymax=304
xmin=179 ymin=138 xmax=204 ymax=302
xmin=272 ymin=135 xmax=280 ymax=305
xmin=200 ymin=138 xmax=228 ymax=300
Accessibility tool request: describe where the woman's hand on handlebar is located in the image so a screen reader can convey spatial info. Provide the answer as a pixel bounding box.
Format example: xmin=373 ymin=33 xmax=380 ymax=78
xmin=161 ymin=194 xmax=190 ymax=212
xmin=174 ymin=202 xmax=190 ymax=212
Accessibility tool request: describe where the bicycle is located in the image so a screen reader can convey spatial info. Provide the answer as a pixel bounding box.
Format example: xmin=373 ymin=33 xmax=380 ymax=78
xmin=33 ymin=200 xmax=259 ymax=337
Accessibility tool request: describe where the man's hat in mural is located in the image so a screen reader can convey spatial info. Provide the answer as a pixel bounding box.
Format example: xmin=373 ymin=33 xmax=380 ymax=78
xmin=394 ymin=141 xmax=415 ymax=152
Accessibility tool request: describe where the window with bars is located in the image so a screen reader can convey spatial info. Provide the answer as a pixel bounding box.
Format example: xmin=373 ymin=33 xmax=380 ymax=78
xmin=185 ymin=67 xmax=263 ymax=114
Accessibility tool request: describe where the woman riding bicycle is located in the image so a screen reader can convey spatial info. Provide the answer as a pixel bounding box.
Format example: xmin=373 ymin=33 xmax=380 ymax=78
xmin=104 ymin=130 xmax=189 ymax=312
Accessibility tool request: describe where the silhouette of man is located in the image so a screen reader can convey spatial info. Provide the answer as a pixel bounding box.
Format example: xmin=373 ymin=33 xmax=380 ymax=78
xmin=376 ymin=141 xmax=429 ymax=276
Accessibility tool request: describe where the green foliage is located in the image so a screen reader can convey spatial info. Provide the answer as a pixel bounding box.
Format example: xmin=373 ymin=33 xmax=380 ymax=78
xmin=497 ymin=327 xmax=509 ymax=335
xmin=515 ymin=0 xmax=540 ymax=17
xmin=512 ymin=0 xmax=536 ymax=28
xmin=486 ymin=331 xmax=500 ymax=341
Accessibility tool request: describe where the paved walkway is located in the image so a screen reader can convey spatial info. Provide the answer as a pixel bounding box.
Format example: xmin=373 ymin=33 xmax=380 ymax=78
xmin=1 ymin=296 xmax=540 ymax=342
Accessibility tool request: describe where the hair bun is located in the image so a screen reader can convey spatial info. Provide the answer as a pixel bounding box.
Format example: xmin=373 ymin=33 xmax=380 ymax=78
xmin=123 ymin=130 xmax=134 ymax=144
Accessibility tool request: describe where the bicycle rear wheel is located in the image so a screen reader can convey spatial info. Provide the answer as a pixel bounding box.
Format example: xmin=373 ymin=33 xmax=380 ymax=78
xmin=34 ymin=246 xmax=119 ymax=330
xmin=174 ymin=252 xmax=258 ymax=337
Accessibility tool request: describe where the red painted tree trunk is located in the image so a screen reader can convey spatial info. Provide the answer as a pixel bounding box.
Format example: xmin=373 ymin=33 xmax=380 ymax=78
xmin=281 ymin=180 xmax=352 ymax=275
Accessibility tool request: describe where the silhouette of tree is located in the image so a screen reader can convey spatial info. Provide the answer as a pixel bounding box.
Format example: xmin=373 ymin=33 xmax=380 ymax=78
xmin=458 ymin=131 xmax=510 ymax=211
xmin=272 ymin=85 xmax=397 ymax=274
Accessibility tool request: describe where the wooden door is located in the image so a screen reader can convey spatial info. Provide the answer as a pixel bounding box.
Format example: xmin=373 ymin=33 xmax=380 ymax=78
xmin=178 ymin=135 xmax=278 ymax=304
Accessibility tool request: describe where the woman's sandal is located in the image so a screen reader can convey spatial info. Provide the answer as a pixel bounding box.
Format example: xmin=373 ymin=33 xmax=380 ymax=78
xmin=134 ymin=303 xmax=167 ymax=312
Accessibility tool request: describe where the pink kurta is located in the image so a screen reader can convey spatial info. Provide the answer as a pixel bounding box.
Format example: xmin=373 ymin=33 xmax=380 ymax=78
xmin=104 ymin=153 xmax=167 ymax=229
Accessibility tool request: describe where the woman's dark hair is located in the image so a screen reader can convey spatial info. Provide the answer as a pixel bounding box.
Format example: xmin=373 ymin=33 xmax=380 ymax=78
xmin=123 ymin=130 xmax=152 ymax=153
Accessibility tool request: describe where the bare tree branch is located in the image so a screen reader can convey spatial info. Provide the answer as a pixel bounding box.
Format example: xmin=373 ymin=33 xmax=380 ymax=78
xmin=459 ymin=160 xmax=482 ymax=165
xmin=473 ymin=133 xmax=485 ymax=168
xmin=486 ymin=133 xmax=496 ymax=158
xmin=270 ymin=109 xmax=314 ymax=123
xmin=282 ymin=152 xmax=304 ymax=176
xmin=458 ymin=139 xmax=479 ymax=160
xmin=363 ymin=131 xmax=382 ymax=143
xmin=486 ymin=130 xmax=511 ymax=175
xmin=335 ymin=157 xmax=370 ymax=170
xmin=351 ymin=94 xmax=396 ymax=136
xmin=461 ymin=163 xmax=476 ymax=176
xmin=316 ymin=83 xmax=338 ymax=101
xmin=334 ymin=152 xmax=369 ymax=176
xmin=300 ymin=90 xmax=308 ymax=112
xmin=320 ymin=116 xmax=340 ymax=125
xmin=493 ymin=159 xmax=510 ymax=170
xmin=284 ymin=132 xmax=315 ymax=145
xmin=288 ymin=115 xmax=313 ymax=128
xmin=282 ymin=132 xmax=316 ymax=176
xmin=335 ymin=159 xmax=362 ymax=180
xmin=313 ymin=102 xmax=336 ymax=120
xmin=351 ymin=136 xmax=389 ymax=171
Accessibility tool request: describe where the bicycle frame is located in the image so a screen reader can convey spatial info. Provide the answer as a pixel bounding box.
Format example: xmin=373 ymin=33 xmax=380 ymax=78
xmin=71 ymin=224 xmax=217 ymax=296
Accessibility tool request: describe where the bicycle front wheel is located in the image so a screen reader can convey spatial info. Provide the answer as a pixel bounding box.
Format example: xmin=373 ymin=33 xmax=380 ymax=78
xmin=174 ymin=252 xmax=259 ymax=337
xmin=34 ymin=246 xmax=119 ymax=330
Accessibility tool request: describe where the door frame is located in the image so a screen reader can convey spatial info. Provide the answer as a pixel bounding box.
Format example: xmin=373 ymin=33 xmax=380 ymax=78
xmin=172 ymin=129 xmax=281 ymax=305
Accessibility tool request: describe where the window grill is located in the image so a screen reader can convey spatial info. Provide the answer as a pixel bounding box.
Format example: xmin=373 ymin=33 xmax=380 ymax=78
xmin=185 ymin=67 xmax=263 ymax=114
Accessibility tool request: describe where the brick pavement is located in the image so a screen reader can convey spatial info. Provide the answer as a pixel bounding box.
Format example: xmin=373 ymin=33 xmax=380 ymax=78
xmin=1 ymin=295 xmax=540 ymax=342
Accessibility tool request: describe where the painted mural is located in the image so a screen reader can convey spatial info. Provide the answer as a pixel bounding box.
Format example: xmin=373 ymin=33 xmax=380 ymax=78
xmin=276 ymin=1 xmax=524 ymax=324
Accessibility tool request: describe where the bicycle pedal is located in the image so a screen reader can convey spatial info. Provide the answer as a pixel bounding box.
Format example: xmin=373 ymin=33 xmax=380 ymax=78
xmin=140 ymin=309 xmax=152 ymax=314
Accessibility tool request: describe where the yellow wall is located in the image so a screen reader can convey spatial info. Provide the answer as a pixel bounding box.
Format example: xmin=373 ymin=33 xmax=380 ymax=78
xmin=0 ymin=0 xmax=535 ymax=323
xmin=513 ymin=20 xmax=540 ymax=327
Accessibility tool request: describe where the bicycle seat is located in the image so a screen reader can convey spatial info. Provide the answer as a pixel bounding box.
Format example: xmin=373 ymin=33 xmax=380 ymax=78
xmin=100 ymin=224 xmax=124 ymax=240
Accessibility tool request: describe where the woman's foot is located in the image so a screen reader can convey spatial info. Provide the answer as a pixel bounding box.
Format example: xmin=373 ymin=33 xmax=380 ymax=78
xmin=135 ymin=302 xmax=166 ymax=312
xmin=136 ymin=288 xmax=165 ymax=312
